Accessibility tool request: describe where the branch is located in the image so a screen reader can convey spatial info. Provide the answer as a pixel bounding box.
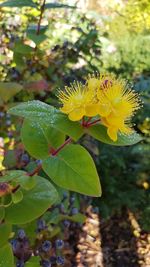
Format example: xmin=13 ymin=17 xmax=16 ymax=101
xmin=36 ymin=0 xmax=46 ymax=35
xmin=86 ymin=119 xmax=101 ymax=127
xmin=28 ymin=162 xmax=42 ymax=176
xmin=52 ymin=137 xmax=72 ymax=156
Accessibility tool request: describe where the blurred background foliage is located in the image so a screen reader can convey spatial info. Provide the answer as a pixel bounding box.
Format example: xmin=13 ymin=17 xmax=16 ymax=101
xmin=0 ymin=0 xmax=150 ymax=231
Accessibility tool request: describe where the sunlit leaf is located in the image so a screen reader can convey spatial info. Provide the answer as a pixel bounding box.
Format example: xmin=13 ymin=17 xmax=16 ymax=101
xmin=88 ymin=124 xmax=142 ymax=146
xmin=42 ymin=144 xmax=101 ymax=197
xmin=0 ymin=82 xmax=22 ymax=102
xmin=8 ymin=100 xmax=83 ymax=140
xmin=21 ymin=119 xmax=65 ymax=159
xmin=0 ymin=0 xmax=37 ymax=8
xmin=5 ymin=176 xmax=58 ymax=224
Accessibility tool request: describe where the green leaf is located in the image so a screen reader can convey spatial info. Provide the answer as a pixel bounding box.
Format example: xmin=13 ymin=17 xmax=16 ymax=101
xmin=8 ymin=100 xmax=57 ymax=118
xmin=11 ymin=189 xmax=23 ymax=204
xmin=0 ymin=0 xmax=37 ymax=8
xmin=0 ymin=170 xmax=26 ymax=183
xmin=45 ymin=3 xmax=76 ymax=9
xmin=60 ymin=213 xmax=86 ymax=223
xmin=27 ymin=25 xmax=48 ymax=35
xmin=26 ymin=256 xmax=41 ymax=267
xmin=0 ymin=224 xmax=12 ymax=248
xmin=0 ymin=207 xmax=5 ymax=222
xmin=5 ymin=176 xmax=58 ymax=224
xmin=51 ymin=115 xmax=83 ymax=141
xmin=0 ymin=244 xmax=14 ymax=267
xmin=42 ymin=144 xmax=101 ymax=197
xmin=21 ymin=119 xmax=65 ymax=159
xmin=13 ymin=52 xmax=26 ymax=70
xmin=0 ymin=82 xmax=22 ymax=102
xmin=27 ymin=33 xmax=47 ymax=45
xmin=88 ymin=124 xmax=142 ymax=146
xmin=17 ymin=176 xmax=36 ymax=191
xmin=8 ymin=100 xmax=83 ymax=140
xmin=2 ymin=150 xmax=17 ymax=169
xmin=13 ymin=42 xmax=33 ymax=54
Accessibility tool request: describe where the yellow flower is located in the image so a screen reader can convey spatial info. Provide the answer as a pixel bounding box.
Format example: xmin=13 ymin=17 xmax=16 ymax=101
xmin=95 ymin=74 xmax=141 ymax=141
xmin=58 ymin=73 xmax=141 ymax=142
xmin=102 ymin=116 xmax=132 ymax=141
xmin=58 ymin=82 xmax=98 ymax=121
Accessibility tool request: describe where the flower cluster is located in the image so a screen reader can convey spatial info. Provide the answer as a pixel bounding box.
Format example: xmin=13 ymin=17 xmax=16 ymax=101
xmin=58 ymin=74 xmax=141 ymax=141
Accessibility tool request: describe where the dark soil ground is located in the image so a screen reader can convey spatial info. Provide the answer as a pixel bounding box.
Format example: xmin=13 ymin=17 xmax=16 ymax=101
xmin=65 ymin=207 xmax=150 ymax=267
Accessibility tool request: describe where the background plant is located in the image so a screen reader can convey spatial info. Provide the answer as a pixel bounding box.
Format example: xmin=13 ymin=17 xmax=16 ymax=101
xmin=0 ymin=0 xmax=150 ymax=266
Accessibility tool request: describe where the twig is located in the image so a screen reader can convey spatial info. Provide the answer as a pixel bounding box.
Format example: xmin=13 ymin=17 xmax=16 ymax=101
xmin=28 ymin=162 xmax=42 ymax=176
xmin=86 ymin=119 xmax=101 ymax=128
xmin=36 ymin=0 xmax=46 ymax=35
xmin=52 ymin=137 xmax=72 ymax=156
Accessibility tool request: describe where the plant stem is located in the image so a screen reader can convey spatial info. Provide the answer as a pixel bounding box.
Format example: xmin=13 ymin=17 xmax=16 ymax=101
xmin=85 ymin=117 xmax=92 ymax=126
xmin=82 ymin=117 xmax=85 ymax=126
xmin=28 ymin=163 xmax=42 ymax=176
xmin=36 ymin=0 xmax=46 ymax=35
xmin=52 ymin=137 xmax=72 ymax=156
xmin=86 ymin=118 xmax=101 ymax=127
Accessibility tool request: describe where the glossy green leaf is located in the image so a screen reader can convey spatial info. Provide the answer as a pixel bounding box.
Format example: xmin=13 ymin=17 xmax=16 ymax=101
xmin=26 ymin=256 xmax=41 ymax=267
xmin=45 ymin=3 xmax=76 ymax=9
xmin=5 ymin=176 xmax=58 ymax=224
xmin=0 ymin=170 xmax=26 ymax=183
xmin=42 ymin=144 xmax=101 ymax=197
xmin=0 ymin=224 xmax=12 ymax=248
xmin=88 ymin=124 xmax=142 ymax=146
xmin=0 ymin=244 xmax=14 ymax=267
xmin=8 ymin=100 xmax=57 ymax=119
xmin=17 ymin=176 xmax=36 ymax=191
xmin=0 ymin=0 xmax=37 ymax=8
xmin=0 ymin=82 xmax=22 ymax=102
xmin=21 ymin=119 xmax=65 ymax=159
xmin=50 ymin=115 xmax=83 ymax=141
xmin=8 ymin=100 xmax=83 ymax=140
xmin=11 ymin=189 xmax=23 ymax=204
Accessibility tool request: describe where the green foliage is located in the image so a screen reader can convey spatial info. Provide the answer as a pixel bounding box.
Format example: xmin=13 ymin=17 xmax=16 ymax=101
xmin=88 ymin=124 xmax=142 ymax=146
xmin=0 ymin=223 xmax=12 ymax=247
xmin=45 ymin=3 xmax=76 ymax=9
xmin=1 ymin=171 xmax=58 ymax=224
xmin=0 ymin=244 xmax=14 ymax=267
xmin=42 ymin=144 xmax=101 ymax=196
xmin=0 ymin=1 xmax=149 ymax=265
xmin=5 ymin=175 xmax=58 ymax=224
xmin=21 ymin=119 xmax=65 ymax=159
xmin=0 ymin=82 xmax=23 ymax=102
xmin=0 ymin=0 xmax=37 ymax=8
xmin=9 ymin=100 xmax=84 ymax=140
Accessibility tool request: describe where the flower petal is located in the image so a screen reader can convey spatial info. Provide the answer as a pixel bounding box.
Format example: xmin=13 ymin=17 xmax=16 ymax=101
xmin=107 ymin=127 xmax=118 ymax=141
xmin=85 ymin=104 xmax=99 ymax=117
xmin=98 ymin=103 xmax=111 ymax=117
xmin=68 ymin=108 xmax=85 ymax=121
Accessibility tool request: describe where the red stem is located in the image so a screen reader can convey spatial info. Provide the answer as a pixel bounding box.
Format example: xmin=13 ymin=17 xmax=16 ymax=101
xmin=85 ymin=117 xmax=92 ymax=126
xmin=52 ymin=137 xmax=72 ymax=156
xmin=82 ymin=117 xmax=85 ymax=126
xmin=86 ymin=118 xmax=101 ymax=127
xmin=28 ymin=163 xmax=42 ymax=176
